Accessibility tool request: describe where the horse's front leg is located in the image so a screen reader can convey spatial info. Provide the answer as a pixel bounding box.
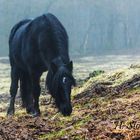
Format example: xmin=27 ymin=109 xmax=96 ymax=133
xmin=30 ymin=74 xmax=41 ymax=117
xmin=7 ymin=67 xmax=19 ymax=116
xmin=22 ymin=76 xmax=35 ymax=115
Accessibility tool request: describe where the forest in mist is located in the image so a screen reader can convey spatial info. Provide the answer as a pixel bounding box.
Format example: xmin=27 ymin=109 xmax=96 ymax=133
xmin=0 ymin=0 xmax=140 ymax=56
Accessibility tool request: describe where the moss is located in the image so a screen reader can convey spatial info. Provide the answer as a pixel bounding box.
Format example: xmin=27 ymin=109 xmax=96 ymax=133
xmin=76 ymin=70 xmax=105 ymax=86
xmin=38 ymin=115 xmax=92 ymax=140
xmin=110 ymin=114 xmax=125 ymax=120
xmin=135 ymin=112 xmax=140 ymax=119
xmin=38 ymin=130 xmax=69 ymax=140
xmin=127 ymin=87 xmax=140 ymax=95
xmin=88 ymin=70 xmax=105 ymax=78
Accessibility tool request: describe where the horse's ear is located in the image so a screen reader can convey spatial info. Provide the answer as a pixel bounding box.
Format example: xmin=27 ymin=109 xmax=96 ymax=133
xmin=67 ymin=61 xmax=73 ymax=72
xmin=51 ymin=62 xmax=57 ymax=74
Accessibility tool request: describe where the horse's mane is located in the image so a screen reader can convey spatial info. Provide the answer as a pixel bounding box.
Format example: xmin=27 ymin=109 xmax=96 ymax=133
xmin=43 ymin=13 xmax=70 ymax=64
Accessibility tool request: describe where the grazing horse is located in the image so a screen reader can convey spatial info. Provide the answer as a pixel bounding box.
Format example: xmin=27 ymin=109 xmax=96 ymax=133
xmin=7 ymin=13 xmax=75 ymax=117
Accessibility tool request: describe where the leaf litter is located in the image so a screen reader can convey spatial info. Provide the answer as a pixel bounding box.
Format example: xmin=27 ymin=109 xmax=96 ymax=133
xmin=1 ymin=66 xmax=140 ymax=139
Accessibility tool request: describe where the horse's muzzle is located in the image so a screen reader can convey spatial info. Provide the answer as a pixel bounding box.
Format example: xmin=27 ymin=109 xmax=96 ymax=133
xmin=60 ymin=103 xmax=72 ymax=116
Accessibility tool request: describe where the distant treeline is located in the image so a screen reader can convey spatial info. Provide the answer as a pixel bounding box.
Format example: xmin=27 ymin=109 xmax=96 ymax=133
xmin=0 ymin=0 xmax=140 ymax=56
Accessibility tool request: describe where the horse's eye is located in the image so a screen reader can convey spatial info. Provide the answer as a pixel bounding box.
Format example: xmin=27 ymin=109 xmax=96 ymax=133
xmin=63 ymin=77 xmax=66 ymax=84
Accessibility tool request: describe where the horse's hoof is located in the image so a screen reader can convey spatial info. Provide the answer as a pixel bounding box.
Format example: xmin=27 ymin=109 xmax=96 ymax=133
xmin=32 ymin=111 xmax=41 ymax=117
xmin=7 ymin=108 xmax=15 ymax=116
xmin=33 ymin=113 xmax=40 ymax=117
xmin=26 ymin=108 xmax=35 ymax=115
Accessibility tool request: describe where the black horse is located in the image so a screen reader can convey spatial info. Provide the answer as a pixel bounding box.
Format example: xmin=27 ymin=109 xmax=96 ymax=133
xmin=7 ymin=13 xmax=75 ymax=117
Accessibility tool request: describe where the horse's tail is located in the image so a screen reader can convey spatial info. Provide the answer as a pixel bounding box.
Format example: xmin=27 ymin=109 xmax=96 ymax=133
xmin=20 ymin=72 xmax=28 ymax=108
xmin=9 ymin=19 xmax=31 ymax=45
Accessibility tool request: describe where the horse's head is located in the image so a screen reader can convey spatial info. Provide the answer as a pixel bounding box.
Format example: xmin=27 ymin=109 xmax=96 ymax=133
xmin=47 ymin=61 xmax=75 ymax=116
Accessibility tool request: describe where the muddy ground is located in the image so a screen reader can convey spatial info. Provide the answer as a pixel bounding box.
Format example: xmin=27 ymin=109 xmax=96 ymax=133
xmin=0 ymin=56 xmax=140 ymax=140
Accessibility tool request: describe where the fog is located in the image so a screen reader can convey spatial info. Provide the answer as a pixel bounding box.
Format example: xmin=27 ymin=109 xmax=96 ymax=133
xmin=0 ymin=0 xmax=140 ymax=56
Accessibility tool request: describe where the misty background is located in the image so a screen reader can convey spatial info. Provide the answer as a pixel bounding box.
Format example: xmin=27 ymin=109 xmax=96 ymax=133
xmin=0 ymin=0 xmax=140 ymax=57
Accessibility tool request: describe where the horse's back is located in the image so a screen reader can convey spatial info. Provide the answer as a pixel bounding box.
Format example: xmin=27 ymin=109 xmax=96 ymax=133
xmin=9 ymin=19 xmax=31 ymax=67
xmin=9 ymin=19 xmax=31 ymax=55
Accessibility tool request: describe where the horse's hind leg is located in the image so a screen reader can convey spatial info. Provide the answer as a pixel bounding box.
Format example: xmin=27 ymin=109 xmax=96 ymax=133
xmin=20 ymin=73 xmax=26 ymax=108
xmin=7 ymin=67 xmax=19 ymax=115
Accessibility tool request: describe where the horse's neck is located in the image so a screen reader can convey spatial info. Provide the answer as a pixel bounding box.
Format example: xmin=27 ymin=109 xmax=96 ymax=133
xmin=52 ymin=57 xmax=65 ymax=67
